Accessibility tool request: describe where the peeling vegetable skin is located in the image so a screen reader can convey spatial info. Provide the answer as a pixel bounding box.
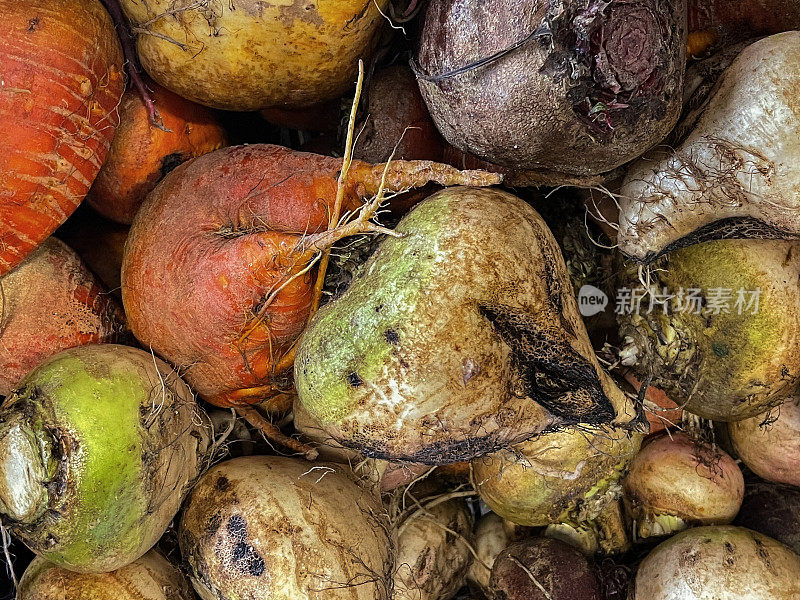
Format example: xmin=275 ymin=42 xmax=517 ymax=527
xmin=728 ymin=396 xmax=800 ymax=486
xmin=622 ymin=431 xmax=743 ymax=538
xmin=618 ymin=32 xmax=800 ymax=263
xmin=0 ymin=238 xmax=125 ymax=396
xmin=0 ymin=0 xmax=124 ymax=276
xmin=472 ymin=426 xmax=641 ymax=534
xmin=178 ymin=456 xmax=392 ymax=600
xmin=489 ymin=538 xmax=602 ymax=600
xmin=122 ymin=145 xmax=498 ymax=408
xmin=119 ymin=0 xmax=389 ymax=111
xmin=619 ymin=240 xmax=800 ymax=421
xmin=296 ymin=187 xmax=636 ymax=464
xmin=414 ymin=0 xmax=687 ymax=176
xmin=393 ymin=499 xmax=473 ymax=600
xmin=0 ymin=345 xmax=212 ymax=573
xmin=18 ymin=550 xmax=195 ymax=600
xmin=633 ymin=526 xmax=800 ymax=599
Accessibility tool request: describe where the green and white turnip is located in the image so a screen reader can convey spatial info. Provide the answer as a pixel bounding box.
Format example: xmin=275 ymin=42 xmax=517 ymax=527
xmin=618 ymin=239 xmax=800 ymax=421
xmin=414 ymin=0 xmax=688 ymax=176
xmin=178 ymin=455 xmax=392 ymax=600
xmin=0 ymin=344 xmax=212 ymax=573
xmin=296 ymin=187 xmax=638 ymax=464
xmin=617 ymin=32 xmax=800 ymax=262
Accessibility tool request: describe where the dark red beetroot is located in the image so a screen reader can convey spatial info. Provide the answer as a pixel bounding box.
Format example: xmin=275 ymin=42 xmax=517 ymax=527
xmin=0 ymin=237 xmax=125 ymax=395
xmin=414 ymin=0 xmax=687 ymax=176
xmin=734 ymin=482 xmax=800 ymax=555
xmin=689 ymin=0 xmax=800 ymax=48
xmin=121 ymin=144 xmax=500 ymax=408
xmin=489 ymin=538 xmax=602 ymax=600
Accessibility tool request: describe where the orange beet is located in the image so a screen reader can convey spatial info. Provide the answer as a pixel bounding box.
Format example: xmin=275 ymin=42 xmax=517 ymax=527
xmin=0 ymin=238 xmax=126 ymax=395
xmin=87 ymin=82 xmax=228 ymax=224
xmin=0 ymin=0 xmax=124 ymax=276
xmin=121 ymin=144 xmax=500 ymax=407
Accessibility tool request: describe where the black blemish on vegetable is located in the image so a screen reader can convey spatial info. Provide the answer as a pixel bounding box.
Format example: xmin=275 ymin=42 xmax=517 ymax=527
xmin=226 ymin=515 xmax=247 ymax=541
xmin=375 ymin=304 xmax=383 ymax=313
xmin=232 ymin=541 xmax=266 ymax=576
xmin=712 ymin=342 xmax=730 ymax=357
xmin=347 ymin=372 xmax=363 ymax=387
xmin=27 ymin=17 xmax=39 ymax=32
xmin=216 ymin=476 xmax=231 ymax=492
xmin=160 ymin=152 xmax=187 ymax=179
xmin=384 ymin=329 xmax=399 ymax=344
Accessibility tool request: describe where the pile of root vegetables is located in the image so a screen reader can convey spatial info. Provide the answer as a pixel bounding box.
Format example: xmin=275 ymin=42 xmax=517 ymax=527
xmin=3 ymin=1 xmax=800 ymax=599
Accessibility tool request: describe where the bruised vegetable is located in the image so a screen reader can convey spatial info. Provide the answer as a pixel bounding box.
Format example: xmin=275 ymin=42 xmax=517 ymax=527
xmin=0 ymin=238 xmax=125 ymax=396
xmin=617 ymin=33 xmax=800 ymax=262
xmin=0 ymin=344 xmax=212 ymax=572
xmin=618 ymin=239 xmax=800 ymax=421
xmin=296 ymin=187 xmax=638 ymax=464
xmin=633 ymin=526 xmax=800 ymax=599
xmin=414 ymin=0 xmax=688 ymax=176
xmin=622 ymin=431 xmax=743 ymax=539
xmin=178 ymin=455 xmax=392 ymax=600
xmin=0 ymin=0 xmax=124 ymax=276
xmin=87 ymin=82 xmax=228 ymax=224
xmin=728 ymin=396 xmax=800 ymax=486
xmin=734 ymin=482 xmax=800 ymax=555
xmin=122 ymin=145 xmax=499 ymax=408
xmin=392 ymin=497 xmax=473 ymax=600
xmin=472 ymin=425 xmax=641 ymax=554
xmin=119 ymin=0 xmax=390 ymax=111
xmin=489 ymin=538 xmax=602 ymax=600
xmin=18 ymin=550 xmax=194 ymax=600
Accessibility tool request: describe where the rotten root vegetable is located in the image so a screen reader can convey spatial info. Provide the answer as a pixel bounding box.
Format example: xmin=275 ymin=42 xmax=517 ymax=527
xmin=87 ymin=81 xmax=228 ymax=224
xmin=622 ymin=431 xmax=743 ymax=539
xmin=18 ymin=550 xmax=194 ymax=600
xmin=0 ymin=344 xmax=213 ymax=573
xmin=489 ymin=538 xmax=602 ymax=600
xmin=178 ymin=455 xmax=393 ymax=600
xmin=392 ymin=497 xmax=474 ymax=600
xmin=414 ymin=0 xmax=687 ymax=176
xmin=617 ymin=32 xmax=800 ymax=263
xmin=0 ymin=238 xmax=126 ymax=396
xmin=471 ymin=425 xmax=642 ymax=554
xmin=122 ymin=145 xmax=500 ymax=409
xmin=728 ymin=396 xmax=800 ymax=486
xmin=118 ymin=0 xmax=390 ymax=111
xmin=633 ymin=525 xmax=800 ymax=599
xmin=295 ymin=187 xmax=638 ymax=465
xmin=0 ymin=0 xmax=125 ymax=277
xmin=618 ymin=239 xmax=800 ymax=421
xmin=734 ymin=482 xmax=800 ymax=555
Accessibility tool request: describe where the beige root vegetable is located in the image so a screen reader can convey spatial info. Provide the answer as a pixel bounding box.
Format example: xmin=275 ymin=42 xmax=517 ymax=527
xmin=178 ymin=455 xmax=393 ymax=600
xmin=392 ymin=498 xmax=473 ymax=600
xmin=633 ymin=526 xmax=800 ymax=599
xmin=18 ymin=550 xmax=194 ymax=600
xmin=618 ymin=32 xmax=800 ymax=263
xmin=618 ymin=239 xmax=800 ymax=421
xmin=622 ymin=431 xmax=743 ymax=539
xmin=466 ymin=513 xmax=529 ymax=593
xmin=119 ymin=0 xmax=389 ymax=111
xmin=471 ymin=425 xmax=642 ymax=554
xmin=728 ymin=396 xmax=800 ymax=486
xmin=296 ymin=187 xmax=639 ymax=465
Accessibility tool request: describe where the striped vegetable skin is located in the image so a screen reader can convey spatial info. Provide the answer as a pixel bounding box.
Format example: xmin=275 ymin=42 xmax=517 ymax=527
xmin=0 ymin=0 xmax=124 ymax=276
